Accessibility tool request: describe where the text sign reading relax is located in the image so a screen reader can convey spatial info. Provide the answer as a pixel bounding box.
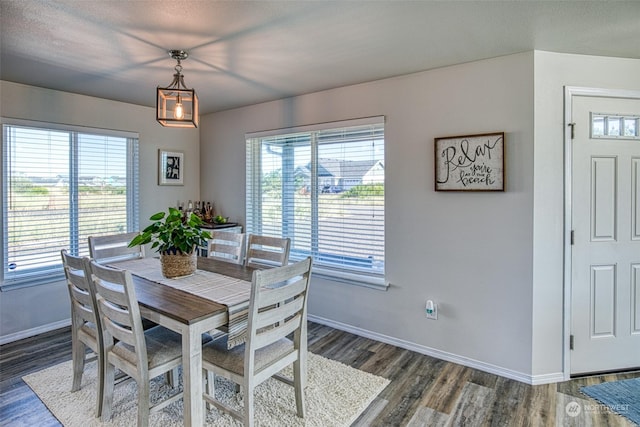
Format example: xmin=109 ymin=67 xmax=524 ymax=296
xmin=434 ymin=132 xmax=505 ymax=191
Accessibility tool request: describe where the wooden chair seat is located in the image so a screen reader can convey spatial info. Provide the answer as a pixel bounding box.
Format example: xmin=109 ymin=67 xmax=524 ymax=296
xmin=110 ymin=326 xmax=183 ymax=368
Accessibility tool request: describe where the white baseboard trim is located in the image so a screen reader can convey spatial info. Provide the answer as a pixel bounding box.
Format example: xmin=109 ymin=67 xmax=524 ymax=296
xmin=0 ymin=319 xmax=70 ymax=346
xmin=530 ymin=371 xmax=565 ymax=385
xmin=308 ymin=314 xmax=564 ymax=385
xmin=2 ymin=315 xmax=566 ymax=384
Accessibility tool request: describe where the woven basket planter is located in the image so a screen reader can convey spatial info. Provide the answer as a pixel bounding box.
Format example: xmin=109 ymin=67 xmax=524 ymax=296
xmin=160 ymin=250 xmax=197 ymax=278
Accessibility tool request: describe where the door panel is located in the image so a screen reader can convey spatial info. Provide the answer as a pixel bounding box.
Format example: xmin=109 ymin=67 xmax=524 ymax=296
xmin=591 ymin=156 xmax=617 ymax=240
xmin=634 ymin=159 xmax=640 ymax=239
xmin=591 ymin=264 xmax=615 ymax=337
xmin=634 ymin=264 xmax=640 ymax=333
xmin=571 ymin=95 xmax=640 ymax=374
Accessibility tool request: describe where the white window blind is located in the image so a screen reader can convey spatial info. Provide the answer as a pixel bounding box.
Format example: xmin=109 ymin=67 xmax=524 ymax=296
xmin=2 ymin=122 xmax=139 ymax=290
xmin=246 ymin=117 xmax=386 ymax=289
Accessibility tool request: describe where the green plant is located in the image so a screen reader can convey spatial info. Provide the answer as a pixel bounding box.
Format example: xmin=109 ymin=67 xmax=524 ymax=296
xmin=129 ymin=207 xmax=211 ymax=255
xmin=11 ymin=177 xmax=49 ymax=195
xmin=341 ymin=184 xmax=384 ymax=198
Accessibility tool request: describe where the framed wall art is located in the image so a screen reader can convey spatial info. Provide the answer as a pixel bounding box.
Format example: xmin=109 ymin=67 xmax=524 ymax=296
xmin=434 ymin=132 xmax=505 ymax=191
xmin=158 ymin=149 xmax=184 ymax=186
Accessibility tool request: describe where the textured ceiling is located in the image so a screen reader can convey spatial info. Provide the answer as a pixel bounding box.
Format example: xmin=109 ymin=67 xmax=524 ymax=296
xmin=1 ymin=1 xmax=639 ymax=114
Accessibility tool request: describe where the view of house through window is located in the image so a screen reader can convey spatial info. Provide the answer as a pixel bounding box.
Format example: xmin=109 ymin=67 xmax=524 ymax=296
xmin=246 ymin=117 xmax=385 ymax=287
xmin=2 ymin=122 xmax=139 ymax=289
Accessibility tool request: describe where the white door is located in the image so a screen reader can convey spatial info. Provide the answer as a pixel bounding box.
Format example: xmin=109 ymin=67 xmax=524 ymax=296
xmin=571 ymin=95 xmax=640 ymax=375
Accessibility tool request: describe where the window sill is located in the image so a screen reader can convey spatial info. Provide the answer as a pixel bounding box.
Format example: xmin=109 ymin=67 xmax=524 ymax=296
xmin=311 ymin=266 xmax=388 ymax=291
xmin=0 ymin=272 xmax=65 ymax=292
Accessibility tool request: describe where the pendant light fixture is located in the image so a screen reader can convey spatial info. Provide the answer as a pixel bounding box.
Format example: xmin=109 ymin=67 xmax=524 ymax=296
xmin=156 ymin=50 xmax=199 ymax=128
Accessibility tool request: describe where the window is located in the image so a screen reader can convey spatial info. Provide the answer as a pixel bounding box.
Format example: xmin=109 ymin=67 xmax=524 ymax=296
xmin=2 ymin=121 xmax=139 ymax=290
xmin=246 ymin=117 xmax=385 ymax=289
xmin=591 ymin=112 xmax=639 ymax=139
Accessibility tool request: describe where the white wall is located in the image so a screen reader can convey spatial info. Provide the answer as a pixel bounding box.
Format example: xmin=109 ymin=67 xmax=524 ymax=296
xmin=531 ymin=52 xmax=640 ymax=379
xmin=201 ymin=52 xmax=536 ymax=379
xmin=0 ymin=81 xmax=200 ymax=342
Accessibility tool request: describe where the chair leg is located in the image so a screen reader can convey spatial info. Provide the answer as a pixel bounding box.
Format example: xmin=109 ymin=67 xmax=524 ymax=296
xmin=244 ymin=382 xmax=254 ymax=427
xmin=202 ymin=371 xmax=209 ymax=411
xmin=101 ymin=361 xmax=115 ymax=422
xmin=206 ymin=370 xmax=215 ymax=410
xmin=293 ymin=358 xmax=305 ymax=418
xmin=165 ymin=367 xmax=179 ymax=388
xmin=137 ymin=380 xmax=150 ymax=427
xmin=95 ymin=351 xmax=104 ymax=418
xmin=70 ymin=338 xmax=85 ymax=392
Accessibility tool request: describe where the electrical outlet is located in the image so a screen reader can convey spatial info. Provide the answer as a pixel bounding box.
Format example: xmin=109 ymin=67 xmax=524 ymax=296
xmin=426 ymin=301 xmax=438 ymax=320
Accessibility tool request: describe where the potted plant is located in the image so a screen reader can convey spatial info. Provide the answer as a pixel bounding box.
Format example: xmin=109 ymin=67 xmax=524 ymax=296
xmin=129 ymin=207 xmax=211 ymax=278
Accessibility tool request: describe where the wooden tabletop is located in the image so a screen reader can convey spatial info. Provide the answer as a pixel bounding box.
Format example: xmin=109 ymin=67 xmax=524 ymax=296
xmin=198 ymin=256 xmax=255 ymax=282
xmin=132 ymin=257 xmax=256 ymax=325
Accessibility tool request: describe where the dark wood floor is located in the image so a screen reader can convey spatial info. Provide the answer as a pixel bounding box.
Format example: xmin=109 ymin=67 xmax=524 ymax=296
xmin=1 ymin=322 xmax=638 ymax=426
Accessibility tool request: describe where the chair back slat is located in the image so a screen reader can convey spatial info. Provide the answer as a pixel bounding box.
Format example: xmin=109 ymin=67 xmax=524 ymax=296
xmin=255 ymin=297 xmax=304 ymax=330
xmin=99 ymin=298 xmax=134 ymax=329
xmin=245 ymin=234 xmax=291 ymax=268
xmin=247 ymin=249 xmax=283 ymax=265
xmin=101 ymin=308 xmax=137 ymax=347
xmin=69 ymin=281 xmax=93 ymax=308
xmin=89 ymin=232 xmax=144 ymax=263
xmin=258 ymin=277 xmax=307 ymax=308
xmin=70 ymin=289 xmax=97 ymax=323
xmin=211 ymin=244 xmax=240 ymax=256
xmin=68 ymin=275 xmax=97 ymax=322
xmin=208 ymin=231 xmax=245 ymax=264
xmin=94 ymin=281 xmax=130 ymax=307
xmin=253 ymin=314 xmax=302 ymax=350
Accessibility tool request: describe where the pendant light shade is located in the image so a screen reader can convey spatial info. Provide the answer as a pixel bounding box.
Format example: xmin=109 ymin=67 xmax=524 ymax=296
xmin=157 ymin=50 xmax=199 ymax=128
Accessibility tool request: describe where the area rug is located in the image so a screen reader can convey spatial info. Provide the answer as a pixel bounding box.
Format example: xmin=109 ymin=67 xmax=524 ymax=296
xmin=581 ymin=378 xmax=640 ymax=425
xmin=23 ymin=352 xmax=389 ymax=427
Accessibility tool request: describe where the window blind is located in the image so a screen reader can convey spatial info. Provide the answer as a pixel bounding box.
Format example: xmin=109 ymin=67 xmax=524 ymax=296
xmin=246 ymin=117 xmax=385 ymax=288
xmin=2 ymin=122 xmax=139 ymax=290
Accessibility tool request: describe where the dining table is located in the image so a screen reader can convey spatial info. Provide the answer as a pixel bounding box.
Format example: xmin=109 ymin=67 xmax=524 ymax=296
xmin=123 ymin=256 xmax=256 ymax=427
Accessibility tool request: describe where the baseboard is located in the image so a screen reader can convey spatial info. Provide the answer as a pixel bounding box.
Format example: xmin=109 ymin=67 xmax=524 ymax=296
xmin=530 ymin=371 xmax=565 ymax=385
xmin=2 ymin=315 xmax=565 ymax=384
xmin=0 ymin=319 xmax=70 ymax=346
xmin=308 ymin=314 xmax=564 ymax=385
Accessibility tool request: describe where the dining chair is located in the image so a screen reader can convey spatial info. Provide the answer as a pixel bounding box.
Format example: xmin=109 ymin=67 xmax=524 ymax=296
xmin=207 ymin=230 xmax=245 ymax=264
xmin=89 ymin=231 xmax=161 ymax=333
xmin=61 ymin=249 xmax=104 ymax=417
xmin=244 ymin=234 xmax=291 ymax=269
xmin=88 ymin=231 xmax=145 ymax=264
xmin=89 ymin=260 xmax=184 ymax=426
xmin=201 ymin=257 xmax=313 ymax=427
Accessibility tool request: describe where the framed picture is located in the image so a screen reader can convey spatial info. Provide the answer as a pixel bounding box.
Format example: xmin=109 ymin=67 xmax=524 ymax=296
xmin=158 ymin=149 xmax=184 ymax=186
xmin=434 ymin=132 xmax=505 ymax=191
